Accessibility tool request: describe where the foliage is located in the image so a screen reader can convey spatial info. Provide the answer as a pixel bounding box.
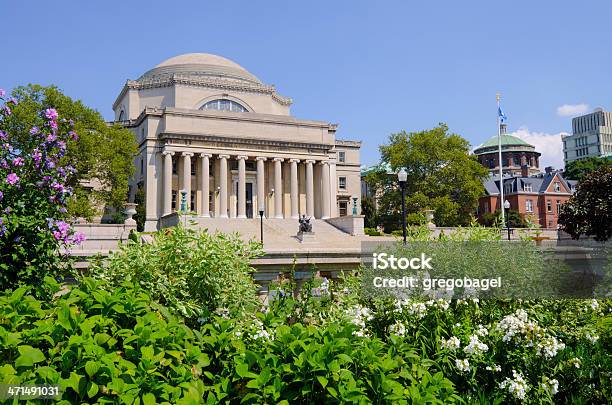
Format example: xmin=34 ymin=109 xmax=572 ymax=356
xmin=133 ymin=186 xmax=146 ymax=232
xmin=365 ymin=124 xmax=488 ymax=229
xmin=559 ymin=165 xmax=612 ymax=241
xmin=480 ymin=209 xmax=528 ymax=228
xmin=564 ymin=156 xmax=611 ymax=181
xmin=0 ymin=90 xmax=84 ymax=296
xmin=364 ymin=227 xmax=382 ymax=236
xmin=0 ymin=278 xmax=210 ymax=404
xmin=5 ymin=85 xmax=137 ymax=220
xmin=91 ymin=225 xmax=262 ymax=325
xmin=361 ymin=196 xmax=378 ymax=229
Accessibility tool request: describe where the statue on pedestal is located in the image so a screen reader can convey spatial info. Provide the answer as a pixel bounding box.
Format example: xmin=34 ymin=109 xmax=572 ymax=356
xmin=298 ymin=215 xmax=313 ymax=233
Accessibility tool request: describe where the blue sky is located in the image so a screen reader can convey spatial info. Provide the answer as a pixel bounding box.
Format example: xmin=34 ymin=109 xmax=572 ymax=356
xmin=2 ymin=0 xmax=610 ymax=168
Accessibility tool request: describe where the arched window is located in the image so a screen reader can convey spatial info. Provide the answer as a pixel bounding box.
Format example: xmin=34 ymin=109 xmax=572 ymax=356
xmin=118 ymin=110 xmax=125 ymax=121
xmin=200 ymin=99 xmax=249 ymax=113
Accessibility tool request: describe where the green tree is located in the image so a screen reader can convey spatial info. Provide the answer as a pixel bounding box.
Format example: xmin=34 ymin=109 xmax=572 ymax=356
xmin=564 ymin=156 xmax=611 ymax=181
xmin=366 ymin=124 xmax=488 ymax=229
xmin=361 ymin=196 xmax=378 ymax=229
xmin=5 ymin=84 xmax=137 ymax=220
xmin=559 ymin=165 xmax=612 ymax=241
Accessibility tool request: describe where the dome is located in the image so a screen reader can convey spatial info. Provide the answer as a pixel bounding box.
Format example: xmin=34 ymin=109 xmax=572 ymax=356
xmin=138 ymin=53 xmax=261 ymax=84
xmin=474 ymin=134 xmax=536 ymax=155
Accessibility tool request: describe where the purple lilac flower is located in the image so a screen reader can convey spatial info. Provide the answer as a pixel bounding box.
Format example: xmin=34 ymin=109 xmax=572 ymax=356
xmin=6 ymin=173 xmax=19 ymax=185
xmin=0 ymin=130 xmax=7 ymax=140
xmin=0 ymin=191 xmax=3 ymax=201
xmin=45 ymin=108 xmax=58 ymax=120
xmin=46 ymin=133 xmax=57 ymax=143
xmin=2 ymin=143 xmax=11 ymax=151
xmin=30 ymin=126 xmax=40 ymax=135
xmin=0 ymin=217 xmax=5 ymax=237
xmin=68 ymin=131 xmax=78 ymax=141
xmin=12 ymin=157 xmax=24 ymax=166
xmin=7 ymin=97 xmax=17 ymax=105
xmin=59 ymin=207 xmax=67 ymax=214
xmin=71 ymin=232 xmax=86 ymax=245
xmin=3 ymin=106 xmax=11 ymax=115
xmin=49 ymin=120 xmax=58 ymax=130
xmin=32 ymin=151 xmax=42 ymax=164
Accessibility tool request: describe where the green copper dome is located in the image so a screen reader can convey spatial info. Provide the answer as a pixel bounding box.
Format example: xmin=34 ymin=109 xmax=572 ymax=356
xmin=473 ymin=134 xmax=536 ymax=155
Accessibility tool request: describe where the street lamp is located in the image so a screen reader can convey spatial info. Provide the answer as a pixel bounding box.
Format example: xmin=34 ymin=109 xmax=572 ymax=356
xmin=503 ymin=199 xmax=511 ymax=241
xmin=259 ymin=209 xmax=265 ymax=244
xmin=398 ymin=168 xmax=408 ymax=246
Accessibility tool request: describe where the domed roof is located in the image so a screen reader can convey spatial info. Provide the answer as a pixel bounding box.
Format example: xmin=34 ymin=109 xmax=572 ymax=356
xmin=474 ymin=134 xmax=535 ymax=154
xmin=138 ymin=53 xmax=261 ymax=84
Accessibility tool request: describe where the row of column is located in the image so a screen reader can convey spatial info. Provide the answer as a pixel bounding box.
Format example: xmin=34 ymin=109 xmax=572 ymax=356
xmin=161 ymin=151 xmax=334 ymax=219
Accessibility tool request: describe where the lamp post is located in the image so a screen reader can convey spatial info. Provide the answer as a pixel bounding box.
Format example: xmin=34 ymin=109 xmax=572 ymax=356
xmin=398 ymin=168 xmax=408 ymax=246
xmin=259 ymin=209 xmax=264 ymax=244
xmin=503 ymin=199 xmax=511 ymax=241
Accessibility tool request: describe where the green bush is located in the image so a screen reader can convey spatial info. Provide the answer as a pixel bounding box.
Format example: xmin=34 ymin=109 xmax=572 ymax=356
xmin=91 ymin=225 xmax=262 ymax=325
xmin=364 ymin=227 xmax=382 ymax=236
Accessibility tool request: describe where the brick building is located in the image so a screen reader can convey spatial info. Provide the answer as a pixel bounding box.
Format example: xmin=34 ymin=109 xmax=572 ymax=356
xmin=478 ymin=167 xmax=576 ymax=228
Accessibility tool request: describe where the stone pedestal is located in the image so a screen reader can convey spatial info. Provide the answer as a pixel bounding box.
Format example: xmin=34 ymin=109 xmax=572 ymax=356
xmin=297 ymin=231 xmax=316 ymax=243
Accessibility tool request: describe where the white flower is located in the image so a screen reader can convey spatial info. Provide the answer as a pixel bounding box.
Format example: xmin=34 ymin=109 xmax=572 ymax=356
xmin=471 ymin=297 xmax=479 ymax=304
xmin=590 ymin=299 xmax=600 ymax=311
xmin=407 ymin=302 xmax=428 ymax=319
xmin=347 ymin=305 xmax=372 ymax=336
xmin=541 ymin=377 xmax=559 ymax=396
xmin=436 ymin=298 xmax=450 ymax=311
xmin=585 ymin=331 xmax=599 ymax=344
xmin=496 ymin=309 xmax=535 ymax=342
xmin=535 ymin=336 xmax=566 ymax=358
xmin=486 ymin=364 xmax=502 ymax=372
xmin=455 ymin=358 xmax=470 ymax=373
xmin=389 ymin=321 xmax=407 ymax=337
xmin=568 ymin=357 xmax=581 ymax=369
xmin=463 ymin=334 xmax=489 ymax=355
xmin=476 ymin=324 xmax=489 ymax=337
xmin=499 ymin=370 xmax=530 ymax=400
xmin=441 ymin=336 xmax=461 ymax=351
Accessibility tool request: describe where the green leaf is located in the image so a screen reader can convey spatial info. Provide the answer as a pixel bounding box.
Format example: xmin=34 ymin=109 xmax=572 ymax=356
xmin=317 ymin=375 xmax=328 ymax=388
xmin=15 ymin=345 xmax=45 ymax=368
xmin=87 ymin=381 xmax=99 ymax=398
xmin=142 ymin=392 xmax=157 ymax=405
xmin=85 ymin=360 xmax=100 ymax=377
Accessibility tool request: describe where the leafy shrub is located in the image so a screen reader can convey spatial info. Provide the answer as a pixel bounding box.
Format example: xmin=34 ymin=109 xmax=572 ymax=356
xmin=0 ymin=278 xmax=209 ymax=404
xmin=91 ymin=225 xmax=262 ymax=325
xmin=0 ymin=90 xmax=84 ymax=296
xmin=364 ymin=227 xmax=382 ymax=236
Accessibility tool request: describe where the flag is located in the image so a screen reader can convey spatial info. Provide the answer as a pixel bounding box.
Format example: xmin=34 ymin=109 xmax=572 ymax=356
xmin=498 ymin=106 xmax=507 ymax=123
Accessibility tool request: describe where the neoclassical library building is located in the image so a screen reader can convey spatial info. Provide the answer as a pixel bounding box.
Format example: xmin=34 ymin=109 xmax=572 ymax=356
xmin=113 ymin=53 xmax=362 ymax=231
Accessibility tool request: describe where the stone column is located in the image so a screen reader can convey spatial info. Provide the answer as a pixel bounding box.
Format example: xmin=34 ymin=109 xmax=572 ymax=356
xmin=273 ymin=158 xmax=284 ymax=218
xmin=256 ymin=157 xmax=266 ymax=217
xmin=237 ymin=155 xmax=247 ymax=218
xmin=289 ymin=159 xmax=299 ymax=219
xmin=218 ymin=154 xmax=229 ymax=218
xmin=329 ymin=161 xmax=337 ymax=217
xmin=182 ymin=152 xmax=193 ymax=211
xmin=321 ymin=160 xmax=331 ymax=219
xmin=162 ymin=151 xmax=174 ymax=215
xmin=305 ymin=159 xmax=315 ymax=217
xmin=200 ymin=153 xmax=211 ymax=217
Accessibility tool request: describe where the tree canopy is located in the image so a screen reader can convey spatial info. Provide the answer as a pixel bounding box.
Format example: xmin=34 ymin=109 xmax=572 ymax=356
xmin=558 ymin=165 xmax=612 ymax=241
xmin=564 ymin=156 xmax=611 ymax=181
xmin=365 ymin=124 xmax=488 ymax=230
xmin=5 ymin=85 xmax=137 ymax=219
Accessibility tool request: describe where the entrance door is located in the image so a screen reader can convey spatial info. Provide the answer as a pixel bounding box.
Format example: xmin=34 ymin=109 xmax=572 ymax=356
xmin=246 ymin=183 xmax=254 ymax=218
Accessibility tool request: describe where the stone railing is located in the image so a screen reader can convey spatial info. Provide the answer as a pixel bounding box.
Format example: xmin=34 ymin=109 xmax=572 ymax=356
xmin=325 ymin=215 xmax=365 ymax=236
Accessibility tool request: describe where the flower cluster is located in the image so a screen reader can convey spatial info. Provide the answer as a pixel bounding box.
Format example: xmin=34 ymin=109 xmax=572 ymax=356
xmin=499 ymin=370 xmax=530 ymax=400
xmin=463 ymin=334 xmax=489 ymax=356
xmin=495 ymin=309 xmax=544 ymax=343
xmin=535 ymin=336 xmax=565 ymax=359
xmin=441 ymin=336 xmax=460 ymax=351
xmin=541 ymin=376 xmax=559 ymax=396
xmin=389 ymin=321 xmax=407 ymax=337
xmin=394 ymin=298 xmax=450 ymax=319
xmin=347 ymin=305 xmax=373 ymax=337
xmin=455 ymin=358 xmax=470 ymax=373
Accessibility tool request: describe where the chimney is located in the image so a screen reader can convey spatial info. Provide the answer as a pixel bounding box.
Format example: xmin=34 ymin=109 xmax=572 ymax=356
xmin=545 ymin=166 xmax=553 ymax=174
xmin=521 ymin=165 xmax=529 ymax=177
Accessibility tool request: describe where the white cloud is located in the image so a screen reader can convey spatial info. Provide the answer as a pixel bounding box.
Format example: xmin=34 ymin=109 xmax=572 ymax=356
xmin=556 ymin=103 xmax=589 ymax=117
xmin=510 ymin=127 xmax=568 ymax=170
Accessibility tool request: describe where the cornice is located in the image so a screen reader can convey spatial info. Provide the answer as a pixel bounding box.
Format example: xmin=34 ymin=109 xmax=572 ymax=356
xmin=160 ymin=131 xmax=332 ymax=152
xmin=335 ymin=139 xmax=362 ymax=148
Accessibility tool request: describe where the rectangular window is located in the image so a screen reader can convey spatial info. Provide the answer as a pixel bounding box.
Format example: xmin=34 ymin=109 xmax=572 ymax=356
xmin=554 ymin=182 xmax=560 ymax=192
xmin=339 ymin=176 xmax=347 ymax=190
xmin=339 ymin=201 xmax=348 ymax=216
xmin=556 ymin=200 xmax=561 ymax=214
xmin=523 ymin=183 xmax=532 ymax=192
xmin=547 ymin=200 xmax=552 ymax=212
xmin=171 ymin=191 xmax=177 ymax=211
xmin=338 ymin=151 xmax=346 ymax=163
xmin=484 ymin=201 xmax=489 ymax=213
xmin=525 ymin=199 xmax=533 ymax=212
xmin=140 ymin=158 xmax=144 ymax=175
xmin=513 ymin=157 xmax=520 ymax=166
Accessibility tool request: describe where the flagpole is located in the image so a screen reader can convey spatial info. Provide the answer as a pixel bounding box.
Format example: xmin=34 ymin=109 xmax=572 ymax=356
xmin=497 ymin=93 xmax=505 ymax=227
